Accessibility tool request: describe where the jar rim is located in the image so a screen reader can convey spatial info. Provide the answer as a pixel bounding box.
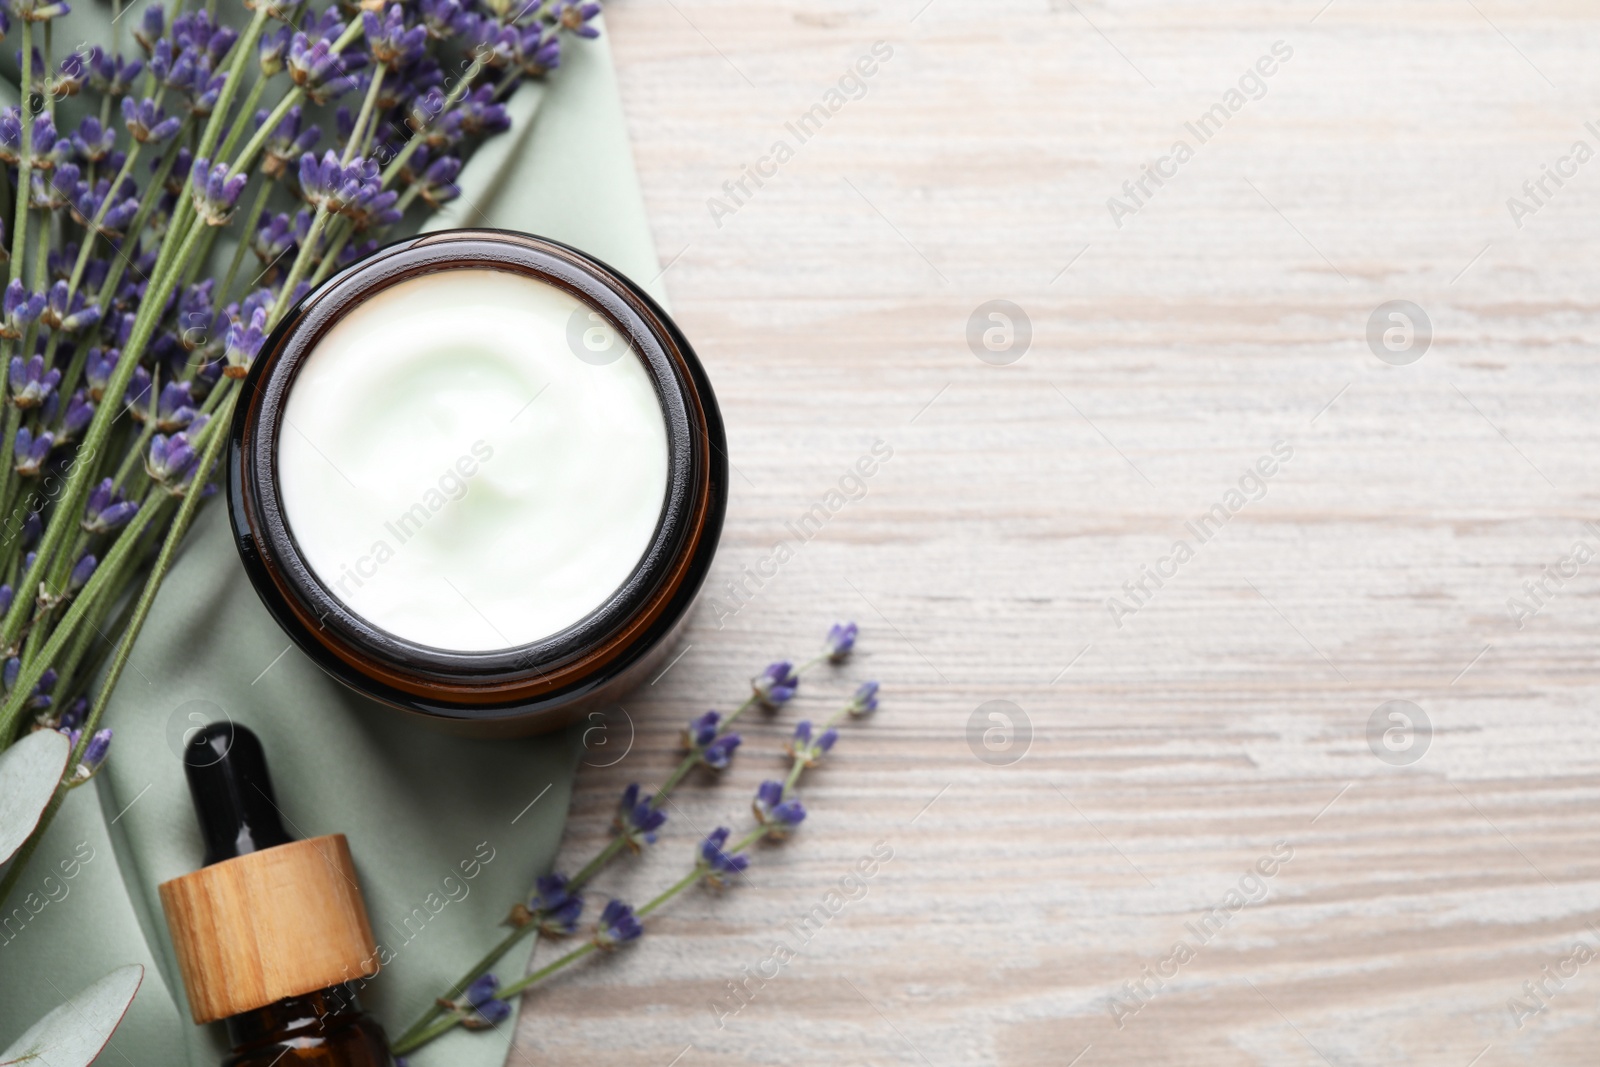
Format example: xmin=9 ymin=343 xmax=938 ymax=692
xmin=228 ymin=229 xmax=726 ymax=728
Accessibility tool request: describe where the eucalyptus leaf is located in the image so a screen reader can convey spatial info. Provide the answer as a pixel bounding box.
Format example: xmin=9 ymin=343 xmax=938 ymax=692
xmin=0 ymin=729 xmax=70 ymax=866
xmin=0 ymin=964 xmax=143 ymax=1067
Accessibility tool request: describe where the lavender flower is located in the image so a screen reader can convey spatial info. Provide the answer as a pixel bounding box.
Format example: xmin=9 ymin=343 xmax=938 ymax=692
xmin=287 ymin=28 xmax=368 ymax=104
xmin=260 ymin=106 xmax=320 ymax=179
xmin=13 ymin=428 xmax=53 ymax=476
xmin=190 ymin=157 xmax=247 ymax=225
xmin=825 ymin=622 xmax=858 ymax=661
xmin=58 ymin=696 xmax=85 ymax=731
xmin=155 ymin=381 xmax=199 ymax=432
xmin=752 ymin=661 xmax=798 ymax=709
xmin=68 ymin=554 xmax=96 ymax=591
xmin=133 ymin=3 xmax=163 ymax=53
xmin=146 ymin=416 xmax=211 ymax=492
xmin=847 ymin=680 xmax=880 ymax=717
xmin=9 ymin=0 xmax=70 ymax=24
xmin=530 ymin=873 xmax=583 ymax=935
xmin=452 ymin=85 xmax=510 ymax=137
xmin=702 ymin=733 xmax=741 ymax=770
xmin=365 ymin=5 xmax=427 ymax=70
xmin=0 ymin=282 xmax=45 ymax=340
xmin=58 ymin=391 xmax=93 ymax=443
xmin=514 ymin=26 xmax=561 ymax=77
xmin=456 ymin=974 xmax=510 ymax=1029
xmin=69 ymin=728 xmax=112 ymax=783
xmin=258 ymin=25 xmax=292 ymax=76
xmin=698 ymin=827 xmax=749 ymax=887
xmin=83 ymin=478 xmax=138 ymax=534
xmin=593 ymin=899 xmax=642 ymax=949
xmin=47 ymin=48 xmax=88 ymax=97
xmin=412 ymin=152 xmax=461 ymax=208
xmin=85 ymin=347 xmax=118 ymax=401
xmin=786 ymin=720 xmax=837 ymax=767
xmin=0 ymin=109 xmax=57 ymax=166
xmin=88 ymin=46 xmax=143 ymax=97
xmin=297 ymin=151 xmax=401 ymax=229
xmin=752 ymin=780 xmax=806 ymax=838
xmin=683 ymin=709 xmax=719 ymax=749
xmin=557 ymin=0 xmax=602 ymax=38
xmin=613 ymin=782 xmax=666 ymax=851
xmin=224 ymin=307 xmax=268 ymax=379
xmin=68 ymin=116 xmax=116 ymax=163
xmin=122 ymin=96 xmax=182 ymax=144
xmin=42 ymin=281 xmax=103 ymax=334
xmin=9 ymin=353 xmax=59 ymax=407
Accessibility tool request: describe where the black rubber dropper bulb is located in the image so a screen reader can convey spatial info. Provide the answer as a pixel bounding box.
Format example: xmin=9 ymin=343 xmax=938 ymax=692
xmin=182 ymin=722 xmax=292 ymax=867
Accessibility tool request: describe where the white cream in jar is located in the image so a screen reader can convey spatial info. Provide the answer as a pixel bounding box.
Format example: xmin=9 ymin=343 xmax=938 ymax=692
xmin=276 ymin=269 xmax=670 ymax=653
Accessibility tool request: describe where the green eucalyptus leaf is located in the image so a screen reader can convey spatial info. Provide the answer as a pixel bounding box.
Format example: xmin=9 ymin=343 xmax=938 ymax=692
xmin=0 ymin=729 xmax=70 ymax=866
xmin=0 ymin=964 xmax=143 ymax=1067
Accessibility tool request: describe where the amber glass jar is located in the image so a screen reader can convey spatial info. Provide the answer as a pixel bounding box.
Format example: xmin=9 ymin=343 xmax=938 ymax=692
xmin=227 ymin=229 xmax=727 ymax=736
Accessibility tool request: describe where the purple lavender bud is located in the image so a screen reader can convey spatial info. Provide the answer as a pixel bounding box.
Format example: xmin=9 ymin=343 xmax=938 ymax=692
xmin=698 ymin=826 xmax=750 ymax=885
xmin=58 ymin=695 xmax=86 ymax=731
xmin=457 ymin=974 xmax=510 ymax=1028
xmin=59 ymin=389 xmax=92 ymax=441
xmin=702 ymin=733 xmax=740 ymax=770
xmin=190 ymin=157 xmax=246 ymax=224
xmin=613 ymin=782 xmax=666 ymax=849
xmin=13 ymin=427 xmax=54 ymax=476
xmin=593 ymin=899 xmax=642 ymax=949
xmin=68 ymin=553 xmax=96 ymax=591
xmin=825 ymin=621 xmax=858 ymax=661
xmin=83 ymin=478 xmax=138 ymax=533
xmin=9 ymin=354 xmax=60 ymax=408
xmin=848 ymin=680 xmax=879 ymax=716
xmin=531 ymin=873 xmax=583 ymax=935
xmin=752 ymin=780 xmax=806 ymax=837
xmin=683 ymin=709 xmax=719 ymax=749
xmin=752 ymin=661 xmax=799 ymax=709
xmin=135 ymin=3 xmax=164 ymax=54
xmin=2 ymin=656 xmax=17 ymax=691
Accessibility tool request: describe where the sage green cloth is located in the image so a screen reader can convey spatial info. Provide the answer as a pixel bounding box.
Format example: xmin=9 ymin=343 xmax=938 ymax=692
xmin=0 ymin=11 xmax=663 ymax=1067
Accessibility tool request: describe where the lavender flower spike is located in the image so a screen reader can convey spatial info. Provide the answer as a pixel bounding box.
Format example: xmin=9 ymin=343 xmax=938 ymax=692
xmin=190 ymin=157 xmax=247 ymax=225
xmin=698 ymin=827 xmax=750 ymax=887
xmin=71 ymin=728 xmax=112 ymax=783
xmin=752 ymin=780 xmax=807 ymax=838
xmin=786 ymin=720 xmax=837 ymax=767
xmin=683 ymin=709 xmax=719 ymax=749
xmin=702 ymin=733 xmax=741 ymax=770
xmin=825 ymin=621 xmax=858 ymax=661
xmin=12 ymin=428 xmax=51 ymax=477
xmin=848 ymin=680 xmax=880 ymax=717
xmin=83 ymin=478 xmax=138 ymax=533
xmin=613 ymin=782 xmax=666 ymax=851
xmin=224 ymin=307 xmax=268 ymax=379
xmin=455 ymin=974 xmax=510 ymax=1029
xmin=752 ymin=660 xmax=799 ymax=709
xmin=9 ymin=353 xmax=59 ymax=407
xmin=593 ymin=899 xmax=643 ymax=949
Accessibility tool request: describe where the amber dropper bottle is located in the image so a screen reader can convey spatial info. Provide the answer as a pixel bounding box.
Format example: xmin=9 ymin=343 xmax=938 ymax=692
xmin=158 ymin=722 xmax=393 ymax=1066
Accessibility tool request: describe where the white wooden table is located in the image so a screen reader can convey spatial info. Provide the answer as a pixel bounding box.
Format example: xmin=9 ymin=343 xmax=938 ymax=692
xmin=515 ymin=2 xmax=1600 ymax=1063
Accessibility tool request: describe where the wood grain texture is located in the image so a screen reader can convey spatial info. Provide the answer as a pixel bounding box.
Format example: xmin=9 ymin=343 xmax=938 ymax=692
xmin=508 ymin=1 xmax=1600 ymax=1064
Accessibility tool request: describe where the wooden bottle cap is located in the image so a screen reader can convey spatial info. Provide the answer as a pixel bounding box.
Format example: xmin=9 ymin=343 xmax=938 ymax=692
xmin=158 ymin=834 xmax=379 ymax=1024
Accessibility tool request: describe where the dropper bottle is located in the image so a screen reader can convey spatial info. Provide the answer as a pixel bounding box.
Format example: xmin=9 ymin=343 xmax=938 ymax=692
xmin=158 ymin=722 xmax=393 ymax=1066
